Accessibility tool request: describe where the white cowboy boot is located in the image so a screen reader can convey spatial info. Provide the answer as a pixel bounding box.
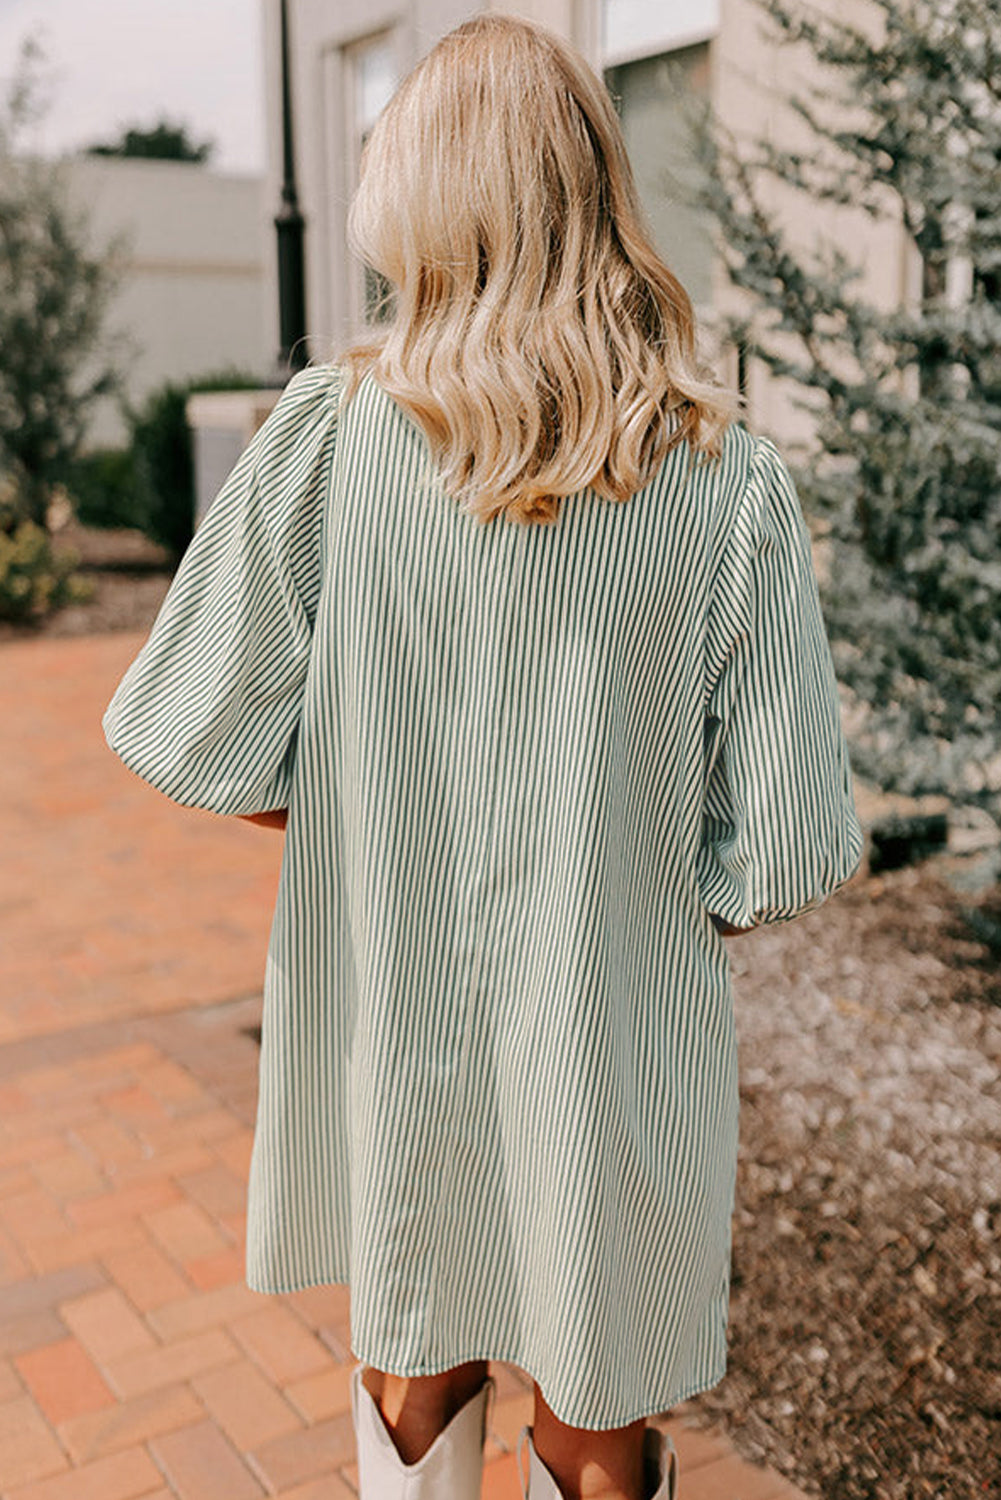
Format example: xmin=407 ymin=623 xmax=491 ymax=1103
xmin=350 ymin=1363 xmax=495 ymax=1500
xmin=516 ymin=1422 xmax=678 ymax=1500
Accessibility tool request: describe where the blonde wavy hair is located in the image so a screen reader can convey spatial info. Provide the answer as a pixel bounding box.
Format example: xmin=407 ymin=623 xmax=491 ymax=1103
xmin=340 ymin=12 xmax=736 ymax=525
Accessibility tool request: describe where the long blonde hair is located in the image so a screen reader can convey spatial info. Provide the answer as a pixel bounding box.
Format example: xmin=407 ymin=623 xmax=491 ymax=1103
xmin=340 ymin=13 xmax=735 ymax=525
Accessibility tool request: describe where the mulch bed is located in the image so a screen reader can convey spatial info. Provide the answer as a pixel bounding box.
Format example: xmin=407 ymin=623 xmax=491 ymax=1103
xmin=690 ymin=865 xmax=1001 ymax=1499
xmin=5 ymin=526 xmax=1000 ymax=1497
xmin=0 ymin=521 xmax=174 ymax=643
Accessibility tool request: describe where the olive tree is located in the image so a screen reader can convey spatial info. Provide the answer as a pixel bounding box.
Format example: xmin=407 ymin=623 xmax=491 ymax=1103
xmin=0 ymin=38 xmax=123 ymax=530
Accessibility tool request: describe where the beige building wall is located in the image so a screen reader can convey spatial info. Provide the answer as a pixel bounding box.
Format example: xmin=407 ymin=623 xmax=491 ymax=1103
xmin=264 ymin=0 xmax=913 ymax=447
xmin=64 ymin=156 xmax=270 ymax=449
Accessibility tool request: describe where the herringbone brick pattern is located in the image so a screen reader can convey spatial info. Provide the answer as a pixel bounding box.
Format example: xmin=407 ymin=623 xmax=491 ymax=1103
xmin=0 ymin=632 xmax=806 ymax=1499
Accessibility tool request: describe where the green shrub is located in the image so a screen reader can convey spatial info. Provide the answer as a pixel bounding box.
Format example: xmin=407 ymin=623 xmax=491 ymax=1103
xmin=67 ymin=447 xmax=140 ymax=531
xmin=187 ymin=367 xmax=264 ymax=395
xmin=130 ymin=383 xmax=194 ymax=559
xmin=0 ymin=521 xmax=90 ymax=622
xmin=128 ymin=368 xmax=263 ymax=558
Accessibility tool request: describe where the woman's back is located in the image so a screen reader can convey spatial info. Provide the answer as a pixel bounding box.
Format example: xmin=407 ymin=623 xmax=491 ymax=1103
xmin=320 ymin=365 xmax=744 ymax=985
xmin=105 ymin=357 xmax=861 ymax=1425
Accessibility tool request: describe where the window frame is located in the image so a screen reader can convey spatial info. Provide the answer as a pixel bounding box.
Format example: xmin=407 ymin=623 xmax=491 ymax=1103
xmin=341 ymin=27 xmax=399 ymax=329
xmin=600 ymin=0 xmax=720 ymax=69
xmin=601 ymin=38 xmax=716 ymax=316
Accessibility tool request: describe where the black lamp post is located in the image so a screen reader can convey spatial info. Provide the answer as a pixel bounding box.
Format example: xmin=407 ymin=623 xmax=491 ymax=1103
xmin=275 ymin=0 xmax=307 ymax=373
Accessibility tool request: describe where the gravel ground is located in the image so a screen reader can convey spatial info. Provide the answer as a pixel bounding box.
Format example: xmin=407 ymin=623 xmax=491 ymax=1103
xmin=6 ymin=528 xmax=1001 ymax=1497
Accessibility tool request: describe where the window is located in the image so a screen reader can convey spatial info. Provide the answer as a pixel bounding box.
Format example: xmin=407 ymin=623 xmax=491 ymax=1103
xmin=604 ymin=42 xmax=714 ymax=308
xmin=344 ymin=31 xmax=398 ymax=325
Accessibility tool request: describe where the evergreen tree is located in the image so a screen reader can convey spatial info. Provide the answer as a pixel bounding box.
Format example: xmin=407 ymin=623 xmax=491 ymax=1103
xmin=700 ymin=0 xmax=1001 ymax=829
xmin=0 ymin=38 xmax=122 ymax=529
xmin=86 ymin=118 xmax=214 ymax=164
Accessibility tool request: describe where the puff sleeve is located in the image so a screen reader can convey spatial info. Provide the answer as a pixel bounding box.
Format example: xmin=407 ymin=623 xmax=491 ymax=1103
xmin=696 ymin=434 xmax=864 ymax=928
xmin=102 ymin=363 xmax=342 ymax=816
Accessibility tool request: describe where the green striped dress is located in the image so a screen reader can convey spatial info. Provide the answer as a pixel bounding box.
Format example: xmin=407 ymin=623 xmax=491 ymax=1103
xmin=103 ymin=362 xmax=863 ymax=1429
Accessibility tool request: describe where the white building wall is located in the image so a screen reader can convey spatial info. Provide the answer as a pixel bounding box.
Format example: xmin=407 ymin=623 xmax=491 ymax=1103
xmin=63 ymin=156 xmax=270 ymax=448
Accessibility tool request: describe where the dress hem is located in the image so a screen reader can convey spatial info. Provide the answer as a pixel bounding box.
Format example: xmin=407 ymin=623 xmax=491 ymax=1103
xmin=245 ymin=1266 xmax=727 ymax=1431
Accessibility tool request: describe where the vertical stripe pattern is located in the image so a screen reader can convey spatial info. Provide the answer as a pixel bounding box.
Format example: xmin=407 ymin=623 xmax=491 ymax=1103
xmin=103 ymin=363 xmax=863 ymax=1429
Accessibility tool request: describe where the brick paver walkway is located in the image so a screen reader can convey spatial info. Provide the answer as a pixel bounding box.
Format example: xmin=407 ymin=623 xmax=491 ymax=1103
xmin=0 ymin=632 xmax=805 ymax=1500
xmin=2 ymin=634 xmax=282 ymax=1047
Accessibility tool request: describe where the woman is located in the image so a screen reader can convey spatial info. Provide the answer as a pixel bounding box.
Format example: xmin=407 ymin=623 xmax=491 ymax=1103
xmin=103 ymin=14 xmax=863 ymax=1500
